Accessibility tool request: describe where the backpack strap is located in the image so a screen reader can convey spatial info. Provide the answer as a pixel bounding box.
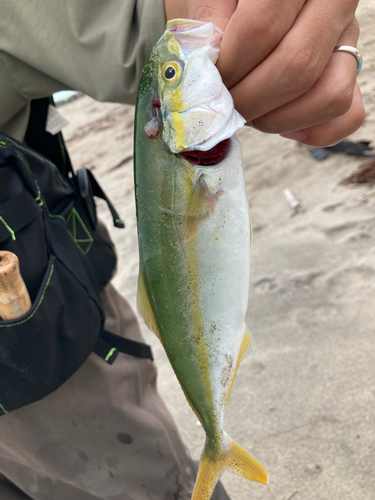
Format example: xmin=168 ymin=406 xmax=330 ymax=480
xmin=84 ymin=168 xmax=125 ymax=229
xmin=24 ymin=97 xmax=74 ymax=178
xmin=24 ymin=98 xmax=125 ymax=230
xmin=94 ymin=330 xmax=154 ymax=364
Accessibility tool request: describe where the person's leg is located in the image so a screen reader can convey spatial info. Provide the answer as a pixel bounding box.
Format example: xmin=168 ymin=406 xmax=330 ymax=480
xmin=0 ymin=283 xmax=195 ymax=500
xmin=100 ymin=286 xmax=230 ymax=500
xmin=0 ymin=214 xmax=231 ymax=500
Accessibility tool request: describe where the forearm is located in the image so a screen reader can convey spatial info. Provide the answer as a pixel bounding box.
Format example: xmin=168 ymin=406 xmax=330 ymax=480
xmin=0 ymin=0 xmax=166 ymax=105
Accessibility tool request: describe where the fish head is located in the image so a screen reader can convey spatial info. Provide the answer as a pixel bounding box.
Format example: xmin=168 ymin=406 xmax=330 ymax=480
xmin=143 ymin=19 xmax=245 ymax=163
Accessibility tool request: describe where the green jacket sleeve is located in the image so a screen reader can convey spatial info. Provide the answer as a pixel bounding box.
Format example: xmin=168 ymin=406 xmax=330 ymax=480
xmin=0 ymin=0 xmax=166 ymax=139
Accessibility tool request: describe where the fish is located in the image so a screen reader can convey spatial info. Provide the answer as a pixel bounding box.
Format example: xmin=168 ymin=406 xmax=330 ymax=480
xmin=134 ymin=19 xmax=268 ymax=500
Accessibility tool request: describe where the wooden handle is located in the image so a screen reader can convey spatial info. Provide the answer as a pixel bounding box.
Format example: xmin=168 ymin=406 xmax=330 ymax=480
xmin=0 ymin=251 xmax=32 ymax=321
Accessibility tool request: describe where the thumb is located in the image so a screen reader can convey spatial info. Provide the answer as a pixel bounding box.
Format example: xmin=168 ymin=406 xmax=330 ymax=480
xmin=187 ymin=0 xmax=237 ymax=31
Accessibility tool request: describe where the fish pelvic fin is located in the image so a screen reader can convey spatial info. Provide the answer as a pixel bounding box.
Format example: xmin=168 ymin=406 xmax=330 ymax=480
xmin=192 ymin=435 xmax=268 ymax=500
xmin=225 ymin=326 xmax=252 ymax=407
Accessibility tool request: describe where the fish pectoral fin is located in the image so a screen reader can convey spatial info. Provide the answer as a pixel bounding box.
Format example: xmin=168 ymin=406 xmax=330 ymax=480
xmin=137 ymin=268 xmax=162 ymax=341
xmin=182 ymin=174 xmax=221 ymax=242
xmin=191 ymin=436 xmax=268 ymax=500
xmin=225 ymin=326 xmax=252 ymax=407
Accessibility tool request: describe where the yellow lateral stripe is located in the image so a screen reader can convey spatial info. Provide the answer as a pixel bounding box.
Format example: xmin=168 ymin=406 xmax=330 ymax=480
xmin=184 ymin=173 xmax=215 ymax=419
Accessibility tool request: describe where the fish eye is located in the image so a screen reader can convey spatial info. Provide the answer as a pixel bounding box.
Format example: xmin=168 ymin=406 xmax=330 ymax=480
xmin=162 ymin=61 xmax=182 ymax=85
xmin=164 ymin=66 xmax=175 ymax=79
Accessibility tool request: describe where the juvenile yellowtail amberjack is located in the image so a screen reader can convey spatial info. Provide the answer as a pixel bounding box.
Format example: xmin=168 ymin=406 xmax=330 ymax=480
xmin=134 ymin=19 xmax=268 ymax=500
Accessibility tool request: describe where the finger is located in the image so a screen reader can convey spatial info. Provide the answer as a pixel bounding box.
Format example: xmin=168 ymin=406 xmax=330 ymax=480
xmin=164 ymin=0 xmax=189 ymax=21
xmin=279 ymin=83 xmax=365 ymax=146
xmin=252 ymin=18 xmax=360 ymax=134
xmin=186 ymin=0 xmax=237 ymax=32
xmin=230 ymin=0 xmax=359 ymax=122
xmin=217 ymin=0 xmax=306 ymax=89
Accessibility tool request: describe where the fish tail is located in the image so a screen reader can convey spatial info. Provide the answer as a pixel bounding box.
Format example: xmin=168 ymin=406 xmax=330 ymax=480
xmin=191 ymin=435 xmax=268 ymax=500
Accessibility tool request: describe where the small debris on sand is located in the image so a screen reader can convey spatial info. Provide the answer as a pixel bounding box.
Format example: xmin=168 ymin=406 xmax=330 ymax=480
xmin=340 ymin=159 xmax=375 ymax=186
xmin=284 ymin=492 xmax=298 ymax=500
xmin=283 ymin=188 xmax=303 ymax=216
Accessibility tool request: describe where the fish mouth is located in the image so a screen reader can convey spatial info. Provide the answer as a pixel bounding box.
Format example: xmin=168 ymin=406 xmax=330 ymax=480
xmin=179 ymin=139 xmax=230 ymax=166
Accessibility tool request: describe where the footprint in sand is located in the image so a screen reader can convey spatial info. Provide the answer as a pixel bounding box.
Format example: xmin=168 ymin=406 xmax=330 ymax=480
xmin=322 ymin=221 xmax=373 ymax=243
xmin=290 ymin=271 xmax=323 ymax=291
xmin=327 ymin=266 xmax=375 ymax=295
xmin=322 ymin=202 xmax=344 ymax=212
xmin=342 ymin=231 xmax=371 ymax=243
xmin=253 ymin=277 xmax=278 ymax=293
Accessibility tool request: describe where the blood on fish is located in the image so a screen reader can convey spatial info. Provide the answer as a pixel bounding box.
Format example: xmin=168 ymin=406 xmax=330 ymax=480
xmin=180 ymin=139 xmax=230 ymax=166
xmin=152 ymin=98 xmax=161 ymax=109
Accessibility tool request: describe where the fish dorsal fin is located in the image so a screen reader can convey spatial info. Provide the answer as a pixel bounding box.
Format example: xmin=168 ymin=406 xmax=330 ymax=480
xmin=137 ymin=268 xmax=162 ymax=340
xmin=225 ymin=326 xmax=252 ymax=407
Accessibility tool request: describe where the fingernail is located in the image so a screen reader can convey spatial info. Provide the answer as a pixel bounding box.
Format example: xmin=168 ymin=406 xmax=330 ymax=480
xmin=280 ymin=130 xmax=306 ymax=142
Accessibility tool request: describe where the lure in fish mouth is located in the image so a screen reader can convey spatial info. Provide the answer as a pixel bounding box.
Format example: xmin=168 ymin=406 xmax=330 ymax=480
xmin=134 ymin=19 xmax=268 ymax=500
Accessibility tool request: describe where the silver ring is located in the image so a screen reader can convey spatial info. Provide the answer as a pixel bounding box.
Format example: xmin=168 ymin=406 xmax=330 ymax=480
xmin=333 ymin=45 xmax=363 ymax=74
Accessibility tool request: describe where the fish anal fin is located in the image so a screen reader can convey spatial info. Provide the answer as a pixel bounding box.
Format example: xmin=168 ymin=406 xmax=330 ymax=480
xmin=191 ymin=436 xmax=268 ymax=500
xmin=239 ymin=326 xmax=252 ymax=360
xmin=137 ymin=268 xmax=162 ymax=340
xmin=225 ymin=326 xmax=252 ymax=407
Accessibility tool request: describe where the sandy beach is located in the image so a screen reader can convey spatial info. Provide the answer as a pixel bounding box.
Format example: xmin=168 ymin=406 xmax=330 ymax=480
xmin=60 ymin=4 xmax=375 ymax=499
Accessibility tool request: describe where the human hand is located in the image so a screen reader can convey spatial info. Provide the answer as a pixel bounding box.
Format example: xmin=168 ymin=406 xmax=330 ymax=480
xmin=165 ymin=0 xmax=365 ymax=147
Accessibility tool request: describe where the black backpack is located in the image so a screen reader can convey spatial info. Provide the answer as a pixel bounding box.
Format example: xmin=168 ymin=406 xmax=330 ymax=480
xmin=0 ymin=97 xmax=152 ymax=415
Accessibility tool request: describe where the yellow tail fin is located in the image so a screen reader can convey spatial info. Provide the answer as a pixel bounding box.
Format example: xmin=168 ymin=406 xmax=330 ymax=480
xmin=192 ymin=436 xmax=268 ymax=500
